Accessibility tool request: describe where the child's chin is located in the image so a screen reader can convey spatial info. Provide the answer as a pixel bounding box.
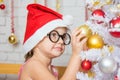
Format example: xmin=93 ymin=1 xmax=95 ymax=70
xmin=54 ymin=52 xmax=63 ymax=57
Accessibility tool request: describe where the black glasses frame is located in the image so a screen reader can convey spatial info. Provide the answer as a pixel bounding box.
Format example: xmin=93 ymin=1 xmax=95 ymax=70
xmin=47 ymin=30 xmax=71 ymax=45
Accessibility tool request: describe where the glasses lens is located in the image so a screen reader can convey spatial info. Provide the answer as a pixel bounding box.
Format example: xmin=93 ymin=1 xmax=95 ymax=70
xmin=48 ymin=30 xmax=71 ymax=45
xmin=62 ymin=33 xmax=71 ymax=45
xmin=49 ymin=30 xmax=59 ymax=43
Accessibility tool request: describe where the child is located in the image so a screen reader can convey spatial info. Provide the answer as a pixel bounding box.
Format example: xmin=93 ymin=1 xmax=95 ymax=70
xmin=18 ymin=3 xmax=87 ymax=80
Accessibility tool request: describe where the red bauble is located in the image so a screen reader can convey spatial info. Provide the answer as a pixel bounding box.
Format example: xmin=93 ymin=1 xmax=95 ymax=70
xmin=0 ymin=4 xmax=5 ymax=10
xmin=92 ymin=9 xmax=105 ymax=18
xmin=109 ymin=31 xmax=120 ymax=38
xmin=110 ymin=17 xmax=120 ymax=28
xmin=109 ymin=17 xmax=120 ymax=38
xmin=81 ymin=60 xmax=92 ymax=71
xmin=91 ymin=9 xmax=105 ymax=24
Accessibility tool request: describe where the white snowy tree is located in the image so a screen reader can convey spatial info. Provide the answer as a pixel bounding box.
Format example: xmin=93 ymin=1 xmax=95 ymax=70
xmin=76 ymin=0 xmax=120 ymax=80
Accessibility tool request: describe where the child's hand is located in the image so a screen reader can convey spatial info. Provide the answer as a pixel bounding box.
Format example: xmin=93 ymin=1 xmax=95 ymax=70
xmin=71 ymin=27 xmax=88 ymax=55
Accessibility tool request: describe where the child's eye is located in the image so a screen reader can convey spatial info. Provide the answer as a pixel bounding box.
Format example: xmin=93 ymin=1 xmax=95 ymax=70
xmin=51 ymin=32 xmax=58 ymax=37
xmin=62 ymin=35 xmax=67 ymax=40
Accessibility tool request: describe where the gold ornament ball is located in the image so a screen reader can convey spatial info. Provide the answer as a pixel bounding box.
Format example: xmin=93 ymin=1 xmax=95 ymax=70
xmin=0 ymin=0 xmax=3 ymax=3
xmin=105 ymin=0 xmax=112 ymax=5
xmin=117 ymin=4 xmax=120 ymax=9
xmin=87 ymin=70 xmax=95 ymax=78
xmin=93 ymin=1 xmax=100 ymax=6
xmin=79 ymin=24 xmax=92 ymax=38
xmin=87 ymin=33 xmax=104 ymax=49
xmin=8 ymin=33 xmax=18 ymax=44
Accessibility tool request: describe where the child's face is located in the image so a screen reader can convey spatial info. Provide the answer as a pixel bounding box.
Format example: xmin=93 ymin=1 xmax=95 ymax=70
xmin=36 ymin=27 xmax=69 ymax=58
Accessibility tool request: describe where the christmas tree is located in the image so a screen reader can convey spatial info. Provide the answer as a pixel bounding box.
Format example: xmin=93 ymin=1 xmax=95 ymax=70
xmin=76 ymin=0 xmax=120 ymax=80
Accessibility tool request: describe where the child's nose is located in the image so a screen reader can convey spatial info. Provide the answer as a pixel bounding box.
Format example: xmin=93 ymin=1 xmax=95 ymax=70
xmin=57 ymin=37 xmax=64 ymax=44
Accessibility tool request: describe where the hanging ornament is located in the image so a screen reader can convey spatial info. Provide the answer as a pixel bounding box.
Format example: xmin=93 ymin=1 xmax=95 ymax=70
xmin=34 ymin=0 xmax=37 ymax=3
xmin=98 ymin=56 xmax=117 ymax=74
xmin=101 ymin=0 xmax=113 ymax=6
xmin=8 ymin=0 xmax=18 ymax=45
xmin=109 ymin=17 xmax=120 ymax=38
xmin=114 ymin=76 xmax=119 ymax=80
xmin=0 ymin=0 xmax=3 ymax=3
xmin=87 ymin=70 xmax=95 ymax=78
xmin=117 ymin=4 xmax=120 ymax=9
xmin=87 ymin=33 xmax=104 ymax=49
xmin=108 ymin=45 xmax=114 ymax=53
xmin=81 ymin=60 xmax=92 ymax=71
xmin=56 ymin=0 xmax=60 ymax=12
xmin=93 ymin=0 xmax=100 ymax=7
xmin=0 ymin=4 xmax=5 ymax=10
xmin=0 ymin=0 xmax=5 ymax=10
xmin=8 ymin=33 xmax=18 ymax=44
xmin=105 ymin=0 xmax=113 ymax=5
xmin=78 ymin=24 xmax=92 ymax=38
xmin=91 ymin=9 xmax=105 ymax=24
xmin=44 ymin=0 xmax=47 ymax=6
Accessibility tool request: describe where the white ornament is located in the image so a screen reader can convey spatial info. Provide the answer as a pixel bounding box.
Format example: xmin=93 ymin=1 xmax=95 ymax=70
xmin=98 ymin=56 xmax=117 ymax=73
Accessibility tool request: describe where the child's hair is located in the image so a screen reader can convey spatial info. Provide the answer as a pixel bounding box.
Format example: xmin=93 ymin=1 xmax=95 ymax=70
xmin=24 ymin=50 xmax=33 ymax=62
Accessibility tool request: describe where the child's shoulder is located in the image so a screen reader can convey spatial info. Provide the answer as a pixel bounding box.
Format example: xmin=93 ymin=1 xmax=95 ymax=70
xmin=24 ymin=58 xmax=43 ymax=68
xmin=21 ymin=60 xmax=38 ymax=72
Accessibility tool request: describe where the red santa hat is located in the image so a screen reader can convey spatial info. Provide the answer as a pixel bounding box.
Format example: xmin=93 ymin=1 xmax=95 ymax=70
xmin=23 ymin=3 xmax=73 ymax=53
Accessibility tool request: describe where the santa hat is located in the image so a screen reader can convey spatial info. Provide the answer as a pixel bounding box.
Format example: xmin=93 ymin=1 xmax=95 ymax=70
xmin=23 ymin=3 xmax=73 ymax=53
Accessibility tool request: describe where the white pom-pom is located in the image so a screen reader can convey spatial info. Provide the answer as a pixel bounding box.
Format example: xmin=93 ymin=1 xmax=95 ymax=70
xmin=63 ymin=15 xmax=74 ymax=26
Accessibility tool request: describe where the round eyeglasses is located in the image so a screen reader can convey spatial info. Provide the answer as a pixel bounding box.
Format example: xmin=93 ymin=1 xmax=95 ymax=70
xmin=47 ymin=30 xmax=71 ymax=45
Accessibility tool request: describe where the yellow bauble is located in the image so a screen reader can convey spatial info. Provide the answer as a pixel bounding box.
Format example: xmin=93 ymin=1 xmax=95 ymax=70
xmin=88 ymin=70 xmax=95 ymax=78
xmin=0 ymin=0 xmax=3 ymax=3
xmin=108 ymin=46 xmax=114 ymax=53
xmin=93 ymin=1 xmax=100 ymax=6
xmin=79 ymin=24 xmax=92 ymax=38
xmin=105 ymin=0 xmax=112 ymax=5
xmin=8 ymin=33 xmax=18 ymax=44
xmin=117 ymin=4 xmax=120 ymax=9
xmin=87 ymin=33 xmax=104 ymax=49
